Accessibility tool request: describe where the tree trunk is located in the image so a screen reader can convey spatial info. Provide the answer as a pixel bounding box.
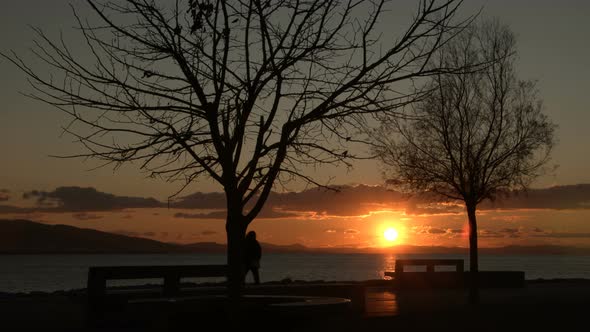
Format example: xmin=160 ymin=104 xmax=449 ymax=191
xmin=225 ymin=209 xmax=247 ymax=299
xmin=466 ymin=202 xmax=479 ymax=304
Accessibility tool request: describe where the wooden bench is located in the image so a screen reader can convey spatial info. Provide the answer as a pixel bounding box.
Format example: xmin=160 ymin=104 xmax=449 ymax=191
xmin=87 ymin=264 xmax=227 ymax=313
xmin=385 ymin=259 xmax=525 ymax=289
xmin=394 ymin=259 xmax=464 ymax=273
xmin=385 ymin=259 xmax=465 ymax=289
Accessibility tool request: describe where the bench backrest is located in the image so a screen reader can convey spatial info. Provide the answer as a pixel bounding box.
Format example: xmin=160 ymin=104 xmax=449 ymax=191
xmin=88 ymin=264 xmax=227 ymax=298
xmin=395 ymin=259 xmax=464 ymax=273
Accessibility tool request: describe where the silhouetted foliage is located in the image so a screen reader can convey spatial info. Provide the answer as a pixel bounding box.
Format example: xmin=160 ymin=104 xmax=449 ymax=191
xmin=373 ymin=19 xmax=555 ymax=302
xmin=3 ymin=0 xmax=473 ymax=297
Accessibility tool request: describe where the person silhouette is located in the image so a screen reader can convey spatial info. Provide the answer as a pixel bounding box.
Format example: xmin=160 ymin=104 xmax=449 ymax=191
xmin=244 ymin=230 xmax=262 ymax=285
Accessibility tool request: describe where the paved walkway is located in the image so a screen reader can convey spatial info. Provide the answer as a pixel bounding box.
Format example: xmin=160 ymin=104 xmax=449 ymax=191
xmin=363 ymin=281 xmax=590 ymax=319
xmin=364 ymin=287 xmax=399 ymax=317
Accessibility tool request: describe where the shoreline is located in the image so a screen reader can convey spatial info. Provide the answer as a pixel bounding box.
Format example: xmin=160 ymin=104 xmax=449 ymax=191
xmin=2 ymin=279 xmax=590 ymax=331
xmin=2 ymin=277 xmax=590 ymax=297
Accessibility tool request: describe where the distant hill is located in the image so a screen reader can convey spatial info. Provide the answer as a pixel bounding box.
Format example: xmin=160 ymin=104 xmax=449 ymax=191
xmin=2 ymin=219 xmax=589 ymax=255
xmin=0 ymin=219 xmax=180 ymax=253
xmin=181 ymin=242 xmax=226 ymax=253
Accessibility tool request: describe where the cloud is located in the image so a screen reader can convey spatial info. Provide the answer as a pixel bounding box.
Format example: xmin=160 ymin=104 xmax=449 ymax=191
xmin=427 ymin=227 xmax=447 ymax=234
xmin=324 ymin=227 xmax=359 ymax=234
xmin=446 ymin=229 xmax=464 ymax=234
xmin=173 ymin=207 xmax=297 ymax=220
xmin=476 ymin=228 xmax=525 ymax=239
xmin=0 ymin=189 xmax=9 ymax=201
xmin=22 ymin=187 xmax=163 ymax=212
xmin=478 ymin=229 xmax=504 ymax=238
xmin=267 ymin=184 xmax=406 ymax=217
xmin=533 ymin=232 xmax=590 ymax=239
xmin=170 ymin=192 xmax=226 ymax=209
xmin=412 ymin=226 xmax=449 ymax=235
xmin=481 ymin=184 xmax=590 ymax=210
xmin=499 ymin=228 xmax=520 ymax=234
xmin=498 ymin=228 xmax=523 ymax=238
xmin=0 ymin=205 xmax=29 ymax=213
xmin=201 ymin=230 xmax=217 ymax=236
xmin=2 ymin=183 xmax=589 ymax=220
xmin=405 ymin=201 xmax=463 ymax=216
xmin=174 ymin=211 xmax=226 ymax=219
xmin=166 ymin=184 xmax=410 ymax=219
xmin=72 ymin=212 xmax=103 ymax=220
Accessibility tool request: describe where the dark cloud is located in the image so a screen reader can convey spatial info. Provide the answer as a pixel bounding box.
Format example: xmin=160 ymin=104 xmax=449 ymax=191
xmin=2 ymin=183 xmax=589 ymax=219
xmin=267 ymin=184 xmax=406 ymax=217
xmin=478 ymin=230 xmax=504 ymax=238
xmin=23 ymin=187 xmax=163 ymax=212
xmin=0 ymin=205 xmax=30 ymax=213
xmin=413 ymin=226 xmax=457 ymax=236
xmin=447 ymin=229 xmax=464 ymax=234
xmin=533 ymin=232 xmax=590 ymax=239
xmin=167 ymin=184 xmax=410 ymax=218
xmin=174 ymin=211 xmax=226 ymax=219
xmin=324 ymin=227 xmax=357 ymax=234
xmin=143 ymin=231 xmax=156 ymax=237
xmin=405 ymin=201 xmax=463 ymax=216
xmin=477 ymin=228 xmax=524 ymax=239
xmin=201 ymin=230 xmax=217 ymax=236
xmin=170 ymin=192 xmax=226 ymax=209
xmin=498 ymin=228 xmax=523 ymax=238
xmin=173 ymin=207 xmax=297 ymax=220
xmin=72 ymin=212 xmax=103 ymax=220
xmin=481 ymin=184 xmax=590 ymax=210
xmin=427 ymin=228 xmax=447 ymax=234
xmin=0 ymin=189 xmax=10 ymax=201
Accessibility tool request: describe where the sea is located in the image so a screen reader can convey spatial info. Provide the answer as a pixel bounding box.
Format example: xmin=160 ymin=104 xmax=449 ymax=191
xmin=2 ymin=253 xmax=590 ymax=293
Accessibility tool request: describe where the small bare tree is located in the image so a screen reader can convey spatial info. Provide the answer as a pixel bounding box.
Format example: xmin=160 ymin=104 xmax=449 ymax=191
xmin=373 ymin=19 xmax=555 ymax=302
xmin=3 ymin=0 xmax=471 ymax=297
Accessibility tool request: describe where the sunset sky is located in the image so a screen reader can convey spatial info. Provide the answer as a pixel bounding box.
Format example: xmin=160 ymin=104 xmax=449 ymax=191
xmin=1 ymin=0 xmax=589 ymax=249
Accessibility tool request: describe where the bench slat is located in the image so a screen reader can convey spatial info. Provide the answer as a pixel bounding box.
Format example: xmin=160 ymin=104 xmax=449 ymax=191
xmin=395 ymin=259 xmax=464 ymax=273
xmin=89 ymin=265 xmax=227 ymax=279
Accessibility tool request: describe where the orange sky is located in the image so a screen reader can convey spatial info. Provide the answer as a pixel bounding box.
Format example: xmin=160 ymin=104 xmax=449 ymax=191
xmin=1 ymin=1 xmax=590 ymax=250
xmin=1 ymin=185 xmax=590 ymax=249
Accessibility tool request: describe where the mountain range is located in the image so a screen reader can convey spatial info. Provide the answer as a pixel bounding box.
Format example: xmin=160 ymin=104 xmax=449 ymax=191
xmin=1 ymin=219 xmax=589 ymax=255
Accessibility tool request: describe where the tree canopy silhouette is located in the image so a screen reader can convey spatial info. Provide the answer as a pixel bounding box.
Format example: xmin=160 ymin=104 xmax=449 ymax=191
xmin=3 ymin=0 xmax=473 ymax=297
xmin=373 ymin=18 xmax=555 ymax=302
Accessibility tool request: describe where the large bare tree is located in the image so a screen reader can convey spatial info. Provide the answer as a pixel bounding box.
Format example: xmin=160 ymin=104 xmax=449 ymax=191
xmin=372 ymin=19 xmax=555 ymax=302
xmin=3 ymin=0 xmax=471 ymax=297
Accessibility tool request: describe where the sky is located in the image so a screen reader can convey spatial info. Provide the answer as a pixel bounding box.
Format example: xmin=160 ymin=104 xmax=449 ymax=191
xmin=1 ymin=0 xmax=589 ymax=249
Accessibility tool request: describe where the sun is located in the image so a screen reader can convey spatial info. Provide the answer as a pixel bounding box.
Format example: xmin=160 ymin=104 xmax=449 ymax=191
xmin=384 ymin=228 xmax=399 ymax=242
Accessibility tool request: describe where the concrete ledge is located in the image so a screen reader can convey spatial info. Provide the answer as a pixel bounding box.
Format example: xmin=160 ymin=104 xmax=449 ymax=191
xmin=243 ymin=283 xmax=366 ymax=314
xmin=387 ymin=271 xmax=525 ymax=289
